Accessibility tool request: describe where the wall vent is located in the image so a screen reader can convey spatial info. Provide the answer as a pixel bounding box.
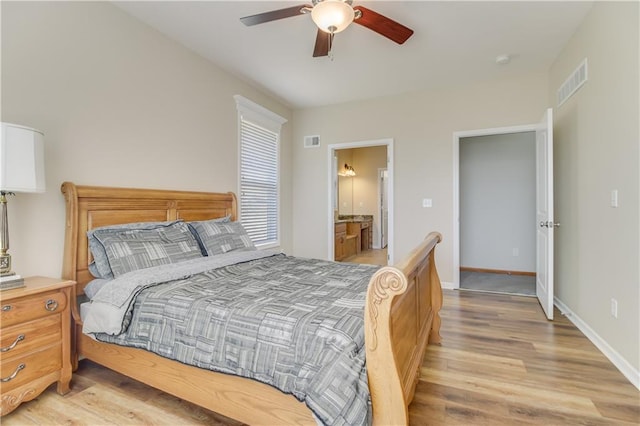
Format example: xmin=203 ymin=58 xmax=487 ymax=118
xmin=304 ymin=135 xmax=320 ymax=148
xmin=557 ymin=58 xmax=588 ymax=107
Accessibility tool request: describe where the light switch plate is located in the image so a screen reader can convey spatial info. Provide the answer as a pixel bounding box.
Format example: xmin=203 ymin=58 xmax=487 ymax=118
xmin=422 ymin=198 xmax=432 ymax=208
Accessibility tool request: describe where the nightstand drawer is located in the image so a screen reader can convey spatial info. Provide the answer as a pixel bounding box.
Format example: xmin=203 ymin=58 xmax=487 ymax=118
xmin=0 ymin=315 xmax=61 ymax=360
xmin=0 ymin=290 xmax=68 ymax=328
xmin=0 ymin=344 xmax=61 ymax=392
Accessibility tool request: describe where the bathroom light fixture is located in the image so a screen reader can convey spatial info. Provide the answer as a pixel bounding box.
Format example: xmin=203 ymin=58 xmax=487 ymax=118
xmin=340 ymin=163 xmax=356 ymax=177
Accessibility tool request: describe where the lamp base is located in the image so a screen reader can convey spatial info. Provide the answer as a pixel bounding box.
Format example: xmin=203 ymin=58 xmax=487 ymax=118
xmin=0 ymin=252 xmax=11 ymax=275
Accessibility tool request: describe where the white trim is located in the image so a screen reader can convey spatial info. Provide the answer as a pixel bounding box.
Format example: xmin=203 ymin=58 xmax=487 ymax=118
xmin=441 ymin=281 xmax=455 ymax=290
xmin=234 ymin=95 xmax=287 ymax=133
xmin=452 ymin=124 xmax=537 ymax=289
xmin=554 ymin=297 xmax=640 ymax=390
xmin=0 ymin=122 xmax=44 ymax=136
xmin=328 ymin=139 xmax=394 ymax=264
xmin=375 ymin=167 xmax=387 ymax=250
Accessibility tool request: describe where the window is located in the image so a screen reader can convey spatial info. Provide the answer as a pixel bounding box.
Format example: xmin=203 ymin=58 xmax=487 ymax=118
xmin=234 ymin=95 xmax=286 ymax=248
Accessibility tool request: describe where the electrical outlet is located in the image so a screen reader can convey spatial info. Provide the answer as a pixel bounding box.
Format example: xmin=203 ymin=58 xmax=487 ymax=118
xmin=512 ymin=248 xmax=519 ymax=257
xmin=610 ymin=298 xmax=618 ymax=318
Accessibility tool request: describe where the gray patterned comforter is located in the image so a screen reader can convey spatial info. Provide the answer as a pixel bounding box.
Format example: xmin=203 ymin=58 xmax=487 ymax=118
xmin=87 ymin=251 xmax=380 ymax=425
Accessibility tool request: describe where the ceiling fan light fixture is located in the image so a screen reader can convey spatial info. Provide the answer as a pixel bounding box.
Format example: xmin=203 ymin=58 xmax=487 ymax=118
xmin=311 ymin=0 xmax=355 ymax=34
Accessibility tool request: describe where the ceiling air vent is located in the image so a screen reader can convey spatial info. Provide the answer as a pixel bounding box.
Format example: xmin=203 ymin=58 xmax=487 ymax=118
xmin=304 ymin=135 xmax=320 ymax=148
xmin=557 ymin=58 xmax=588 ymax=107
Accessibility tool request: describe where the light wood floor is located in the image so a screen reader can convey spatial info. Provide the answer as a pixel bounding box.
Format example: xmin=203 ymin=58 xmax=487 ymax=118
xmin=4 ymin=290 xmax=638 ymax=425
xmin=343 ymin=248 xmax=388 ymax=266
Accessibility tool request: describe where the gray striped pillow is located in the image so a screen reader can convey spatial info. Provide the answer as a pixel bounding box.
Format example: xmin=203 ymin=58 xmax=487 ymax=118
xmin=188 ymin=220 xmax=255 ymax=256
xmin=93 ymin=221 xmax=203 ymax=277
xmin=88 ymin=220 xmax=183 ymax=279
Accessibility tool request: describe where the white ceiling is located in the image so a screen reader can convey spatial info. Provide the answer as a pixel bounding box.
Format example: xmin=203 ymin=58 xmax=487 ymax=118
xmin=114 ymin=1 xmax=594 ymax=109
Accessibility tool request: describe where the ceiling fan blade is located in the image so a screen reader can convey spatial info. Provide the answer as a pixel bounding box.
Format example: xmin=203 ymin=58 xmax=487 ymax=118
xmin=353 ymin=6 xmax=414 ymax=45
xmin=240 ymin=5 xmax=311 ymax=26
xmin=313 ymin=29 xmax=330 ymax=57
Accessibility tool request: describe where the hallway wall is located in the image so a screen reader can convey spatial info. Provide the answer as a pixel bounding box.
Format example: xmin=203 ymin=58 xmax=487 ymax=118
xmin=460 ymin=132 xmax=536 ymax=272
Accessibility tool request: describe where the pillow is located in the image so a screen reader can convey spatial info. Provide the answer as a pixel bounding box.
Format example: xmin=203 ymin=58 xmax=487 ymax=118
xmin=188 ymin=219 xmax=255 ymax=256
xmin=84 ymin=278 xmax=111 ymax=299
xmin=88 ymin=261 xmax=102 ymax=279
xmin=187 ymin=216 xmax=231 ymax=255
xmin=92 ymin=221 xmax=203 ymax=277
xmin=87 ymin=220 xmax=182 ymax=279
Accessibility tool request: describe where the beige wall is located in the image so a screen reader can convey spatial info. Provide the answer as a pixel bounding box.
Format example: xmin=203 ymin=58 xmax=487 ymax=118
xmin=550 ymin=2 xmax=639 ymax=376
xmin=460 ymin=132 xmax=536 ymax=272
xmin=352 ymin=146 xmax=387 ymax=249
xmin=291 ymin=71 xmax=549 ymax=276
xmin=1 ymin=1 xmax=293 ymax=278
xmin=337 ymin=149 xmax=355 ymax=215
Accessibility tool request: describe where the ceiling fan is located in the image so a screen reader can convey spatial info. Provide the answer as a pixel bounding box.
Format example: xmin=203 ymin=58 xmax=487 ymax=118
xmin=240 ymin=0 xmax=414 ymax=58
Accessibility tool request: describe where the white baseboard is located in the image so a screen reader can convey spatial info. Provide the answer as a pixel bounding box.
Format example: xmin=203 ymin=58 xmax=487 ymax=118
xmin=554 ymin=296 xmax=640 ymax=390
xmin=441 ymin=281 xmax=455 ymax=290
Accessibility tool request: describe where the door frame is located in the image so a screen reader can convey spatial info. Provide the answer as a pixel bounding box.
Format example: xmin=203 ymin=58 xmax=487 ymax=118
xmin=452 ymin=124 xmax=536 ymax=289
xmin=377 ymin=167 xmax=388 ymax=250
xmin=328 ymin=138 xmax=394 ymax=264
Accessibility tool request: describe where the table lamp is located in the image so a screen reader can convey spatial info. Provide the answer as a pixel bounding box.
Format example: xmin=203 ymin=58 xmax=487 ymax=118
xmin=0 ymin=122 xmax=45 ymax=289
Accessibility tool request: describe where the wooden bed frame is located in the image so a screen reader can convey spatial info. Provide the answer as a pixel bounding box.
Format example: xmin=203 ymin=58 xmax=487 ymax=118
xmin=61 ymin=182 xmax=443 ymax=425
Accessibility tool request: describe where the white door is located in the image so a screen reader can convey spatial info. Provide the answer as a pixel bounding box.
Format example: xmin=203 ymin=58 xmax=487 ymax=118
xmin=536 ymin=108 xmax=555 ymax=320
xmin=379 ymin=169 xmax=388 ymax=248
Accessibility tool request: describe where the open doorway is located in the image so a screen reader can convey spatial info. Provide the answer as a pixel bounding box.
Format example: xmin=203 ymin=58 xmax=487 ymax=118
xmin=459 ymin=131 xmax=536 ymax=296
xmin=328 ymin=139 xmax=394 ymax=266
xmin=454 ymin=110 xmax=555 ymax=317
xmin=453 ymin=125 xmax=538 ymax=297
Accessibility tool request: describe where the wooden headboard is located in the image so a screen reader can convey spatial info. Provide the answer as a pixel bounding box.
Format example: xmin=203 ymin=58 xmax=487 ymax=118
xmin=61 ymin=182 xmax=237 ymax=295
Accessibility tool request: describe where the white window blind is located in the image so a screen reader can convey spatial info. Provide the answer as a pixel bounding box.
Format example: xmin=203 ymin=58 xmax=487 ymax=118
xmin=235 ymin=95 xmax=286 ymax=248
xmin=240 ymin=121 xmax=278 ymax=245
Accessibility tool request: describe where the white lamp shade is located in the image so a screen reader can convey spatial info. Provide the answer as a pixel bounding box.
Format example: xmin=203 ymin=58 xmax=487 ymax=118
xmin=0 ymin=122 xmax=46 ymax=193
xmin=311 ymin=0 xmax=355 ymax=34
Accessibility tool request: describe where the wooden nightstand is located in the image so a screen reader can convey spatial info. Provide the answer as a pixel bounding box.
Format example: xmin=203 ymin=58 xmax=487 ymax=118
xmin=0 ymin=276 xmax=74 ymax=416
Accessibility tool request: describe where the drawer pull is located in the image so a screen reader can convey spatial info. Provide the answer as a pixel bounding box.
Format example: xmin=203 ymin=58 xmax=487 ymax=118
xmin=2 ymin=305 xmax=11 ymax=312
xmin=1 ymin=363 xmax=25 ymax=383
xmin=1 ymin=334 xmax=25 ymax=352
xmin=45 ymin=299 xmax=59 ymax=311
